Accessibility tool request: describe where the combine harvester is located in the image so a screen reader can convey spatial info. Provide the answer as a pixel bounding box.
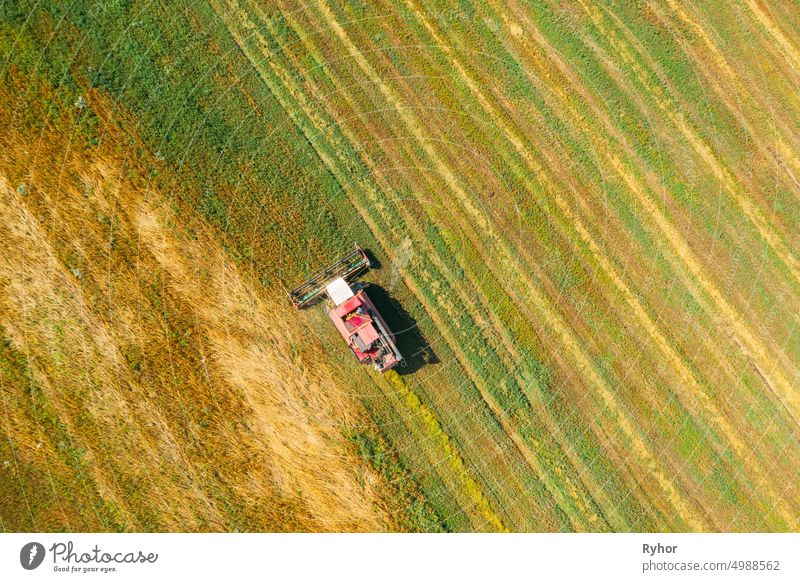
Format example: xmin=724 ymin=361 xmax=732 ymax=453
xmin=290 ymin=244 xmax=403 ymax=373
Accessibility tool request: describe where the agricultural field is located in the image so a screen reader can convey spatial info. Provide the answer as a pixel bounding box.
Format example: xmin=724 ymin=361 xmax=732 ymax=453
xmin=1 ymin=0 xmax=799 ymax=532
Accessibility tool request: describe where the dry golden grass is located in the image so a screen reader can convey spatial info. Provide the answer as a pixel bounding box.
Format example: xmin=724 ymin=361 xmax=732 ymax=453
xmin=0 ymin=78 xmax=398 ymax=532
xmin=4 ymin=0 xmax=799 ymax=532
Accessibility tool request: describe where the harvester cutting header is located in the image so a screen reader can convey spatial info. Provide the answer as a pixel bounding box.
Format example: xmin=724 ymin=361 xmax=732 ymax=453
xmin=290 ymin=244 xmax=403 ymax=373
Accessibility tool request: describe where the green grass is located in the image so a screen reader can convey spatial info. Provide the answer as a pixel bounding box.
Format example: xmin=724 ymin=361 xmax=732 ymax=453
xmin=2 ymin=0 xmax=799 ymax=532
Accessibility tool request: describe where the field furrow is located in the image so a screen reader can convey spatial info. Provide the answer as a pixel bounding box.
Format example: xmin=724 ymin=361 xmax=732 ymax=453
xmin=2 ymin=0 xmax=798 ymax=532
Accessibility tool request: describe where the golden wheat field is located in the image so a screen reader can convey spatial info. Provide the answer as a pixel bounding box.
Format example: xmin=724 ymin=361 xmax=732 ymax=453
xmin=1 ymin=0 xmax=799 ymax=532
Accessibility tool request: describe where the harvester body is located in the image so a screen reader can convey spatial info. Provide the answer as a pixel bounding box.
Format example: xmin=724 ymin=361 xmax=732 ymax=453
xmin=327 ymin=279 xmax=402 ymax=372
xmin=289 ymin=244 xmax=403 ymax=372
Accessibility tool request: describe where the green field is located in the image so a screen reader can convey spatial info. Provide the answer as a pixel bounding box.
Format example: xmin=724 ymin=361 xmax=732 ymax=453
xmin=1 ymin=0 xmax=799 ymax=532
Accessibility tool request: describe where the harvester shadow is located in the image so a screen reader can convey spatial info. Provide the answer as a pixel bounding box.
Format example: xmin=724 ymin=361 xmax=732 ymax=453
xmin=362 ymin=283 xmax=439 ymax=375
xmin=364 ymin=248 xmax=382 ymax=270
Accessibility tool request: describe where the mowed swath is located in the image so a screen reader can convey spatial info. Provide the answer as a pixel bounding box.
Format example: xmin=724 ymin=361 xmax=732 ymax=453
xmin=213 ymin=0 xmax=800 ymax=531
xmin=213 ymin=0 xmax=630 ymax=531
xmin=1 ymin=0 xmax=798 ymax=533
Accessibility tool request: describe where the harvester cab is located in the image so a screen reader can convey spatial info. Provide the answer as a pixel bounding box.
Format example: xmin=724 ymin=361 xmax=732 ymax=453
xmin=290 ymin=244 xmax=403 ymax=373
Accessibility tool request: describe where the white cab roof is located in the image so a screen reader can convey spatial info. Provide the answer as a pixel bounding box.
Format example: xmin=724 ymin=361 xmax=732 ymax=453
xmin=326 ymin=277 xmax=355 ymax=306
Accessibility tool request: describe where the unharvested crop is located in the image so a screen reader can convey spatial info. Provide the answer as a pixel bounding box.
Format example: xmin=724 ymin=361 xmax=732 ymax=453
xmin=1 ymin=0 xmax=798 ymax=532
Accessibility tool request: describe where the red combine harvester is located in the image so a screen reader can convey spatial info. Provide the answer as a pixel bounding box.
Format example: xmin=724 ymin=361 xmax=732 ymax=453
xmin=289 ymin=244 xmax=403 ymax=373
